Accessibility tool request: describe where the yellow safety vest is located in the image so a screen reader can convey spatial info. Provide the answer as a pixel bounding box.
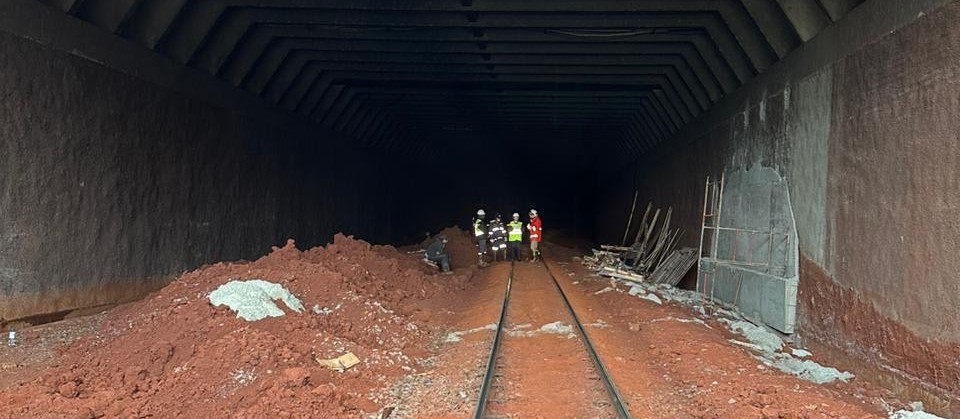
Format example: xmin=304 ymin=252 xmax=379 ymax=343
xmin=507 ymin=221 xmax=523 ymax=241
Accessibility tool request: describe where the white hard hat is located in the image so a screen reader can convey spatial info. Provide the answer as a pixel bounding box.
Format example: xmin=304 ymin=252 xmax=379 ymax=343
xmin=477 ymin=209 xmax=486 ymax=216
xmin=512 ymin=212 xmax=520 ymax=218
xmin=529 ymin=209 xmax=538 ymax=216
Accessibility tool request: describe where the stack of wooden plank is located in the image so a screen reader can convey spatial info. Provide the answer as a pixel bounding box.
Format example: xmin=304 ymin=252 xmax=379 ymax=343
xmin=618 ymin=201 xmax=684 ymax=274
xmin=649 ymin=247 xmax=698 ymax=286
xmin=588 ymin=199 xmax=686 ymax=282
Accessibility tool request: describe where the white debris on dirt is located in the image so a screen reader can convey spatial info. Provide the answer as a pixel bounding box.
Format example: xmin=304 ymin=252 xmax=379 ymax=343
xmin=729 ymin=339 xmax=766 ymax=352
xmin=625 ymin=283 xmax=663 ymax=305
xmin=584 ymin=319 xmax=609 ymax=329
xmin=889 ymin=409 xmax=944 ymax=419
xmin=594 ymin=286 xmax=615 ymax=295
xmin=723 ymin=320 xmax=784 ymax=353
xmin=208 ymin=279 xmax=305 ymax=321
xmin=311 ymin=302 xmax=343 ymax=315
xmin=886 ymin=402 xmax=946 ymax=419
xmin=508 ymin=321 xmax=575 ymax=339
xmin=654 ymin=283 xmax=707 ymax=307
xmin=575 ymin=257 xmax=857 ymax=386
xmin=639 ymin=293 xmax=662 ymax=305
xmin=230 ymin=369 xmax=256 ymax=385
xmin=443 ymin=323 xmax=497 ymax=343
xmin=763 ymin=355 xmax=854 ymax=384
xmin=718 ymin=318 xmax=853 ymax=384
xmin=540 ymin=321 xmax=574 ymax=336
xmin=650 ymin=316 xmax=711 ymax=328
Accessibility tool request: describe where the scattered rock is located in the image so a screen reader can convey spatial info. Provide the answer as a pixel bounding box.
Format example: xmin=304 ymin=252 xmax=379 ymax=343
xmin=57 ymin=381 xmax=79 ymax=398
xmin=279 ymin=367 xmax=311 ymax=388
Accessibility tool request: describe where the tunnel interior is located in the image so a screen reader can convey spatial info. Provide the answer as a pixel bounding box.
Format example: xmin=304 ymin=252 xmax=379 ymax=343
xmin=3 ymin=0 xmax=960 ymax=415
xmin=15 ymin=0 xmax=870 ymax=243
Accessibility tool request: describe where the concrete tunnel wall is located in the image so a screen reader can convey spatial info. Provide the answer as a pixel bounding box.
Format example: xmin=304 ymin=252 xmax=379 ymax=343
xmin=0 ymin=28 xmax=406 ymax=325
xmin=2 ymin=0 xmax=959 ymax=410
xmin=0 ymin=0 xmax=597 ymax=325
xmin=597 ymin=0 xmax=960 ymax=405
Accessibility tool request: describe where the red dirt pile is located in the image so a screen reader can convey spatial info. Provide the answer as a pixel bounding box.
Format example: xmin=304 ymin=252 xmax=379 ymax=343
xmin=425 ymin=226 xmax=480 ymax=270
xmin=0 ymin=233 xmax=475 ymax=418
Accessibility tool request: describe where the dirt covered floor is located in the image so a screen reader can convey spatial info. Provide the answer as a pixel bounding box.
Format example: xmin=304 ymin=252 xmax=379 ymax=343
xmin=0 ymin=232 xmax=924 ymax=418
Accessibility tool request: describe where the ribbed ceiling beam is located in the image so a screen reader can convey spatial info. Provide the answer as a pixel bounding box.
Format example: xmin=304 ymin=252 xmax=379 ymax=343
xmin=738 ymin=0 xmax=803 ymax=58
xmin=158 ymin=0 xmax=777 ymax=76
xmin=816 ymin=0 xmax=864 ymax=22
xmin=296 ymin=71 xmax=694 ymax=125
xmin=120 ymin=0 xmax=189 ymax=48
xmin=35 ymin=0 xmax=864 ymax=157
xmin=233 ymin=26 xmax=743 ymax=94
xmin=229 ymin=36 xmax=729 ymax=101
xmin=774 ymin=0 xmax=832 ymax=41
xmin=37 ymin=0 xmax=84 ymax=13
xmin=71 ymin=0 xmax=143 ymax=33
xmin=186 ymin=9 xmax=763 ymax=80
xmin=266 ymin=52 xmax=711 ymax=112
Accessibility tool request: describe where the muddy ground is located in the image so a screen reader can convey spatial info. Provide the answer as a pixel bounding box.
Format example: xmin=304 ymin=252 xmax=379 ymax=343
xmin=0 ymin=229 xmax=921 ymax=418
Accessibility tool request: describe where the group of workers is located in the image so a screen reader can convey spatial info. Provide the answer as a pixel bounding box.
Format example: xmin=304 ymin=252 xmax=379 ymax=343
xmin=473 ymin=209 xmax=542 ymax=266
xmin=424 ymin=209 xmax=542 ymax=274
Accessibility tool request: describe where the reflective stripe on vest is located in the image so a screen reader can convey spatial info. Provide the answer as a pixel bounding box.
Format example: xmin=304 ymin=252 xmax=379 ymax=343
xmin=507 ymin=221 xmax=523 ymax=241
xmin=474 ymin=220 xmax=484 ymax=236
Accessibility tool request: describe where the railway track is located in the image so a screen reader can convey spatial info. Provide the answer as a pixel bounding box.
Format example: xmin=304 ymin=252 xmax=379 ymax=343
xmin=472 ymin=261 xmax=631 ymax=419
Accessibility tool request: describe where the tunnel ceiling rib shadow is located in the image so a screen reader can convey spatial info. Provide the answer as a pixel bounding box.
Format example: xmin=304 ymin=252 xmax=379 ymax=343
xmin=38 ymin=0 xmax=863 ymax=157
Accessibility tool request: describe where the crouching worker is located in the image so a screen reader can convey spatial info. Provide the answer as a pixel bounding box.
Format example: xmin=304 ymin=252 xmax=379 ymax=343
xmin=425 ymin=235 xmax=453 ymax=274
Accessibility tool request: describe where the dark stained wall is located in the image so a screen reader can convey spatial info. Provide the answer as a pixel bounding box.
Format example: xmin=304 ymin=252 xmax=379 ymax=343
xmin=0 ymin=30 xmax=398 ymax=323
xmin=597 ymin=1 xmax=960 ymax=411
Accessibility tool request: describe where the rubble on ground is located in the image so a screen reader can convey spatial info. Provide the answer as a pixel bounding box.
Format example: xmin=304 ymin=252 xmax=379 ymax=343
xmin=586 ymin=202 xmax=690 ymax=285
xmin=582 ymin=245 xmax=697 ymax=288
xmin=506 ymin=321 xmax=576 ymax=339
xmin=0 ymin=233 xmax=945 ymax=419
xmin=579 ymin=257 xmax=857 ymax=386
xmin=889 ymin=407 xmax=944 ymax=419
xmin=567 ymin=255 xmax=945 ymax=418
xmin=0 ymin=233 xmax=478 ymax=418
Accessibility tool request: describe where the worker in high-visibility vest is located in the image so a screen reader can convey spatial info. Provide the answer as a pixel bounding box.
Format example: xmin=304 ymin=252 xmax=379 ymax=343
xmin=527 ymin=209 xmax=542 ymax=262
xmin=473 ymin=209 xmax=488 ymax=267
xmin=507 ymin=213 xmax=524 ymax=261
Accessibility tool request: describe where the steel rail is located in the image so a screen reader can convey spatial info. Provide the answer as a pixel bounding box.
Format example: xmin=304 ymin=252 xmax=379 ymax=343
xmin=541 ymin=260 xmax=632 ymax=419
xmin=472 ymin=262 xmax=514 ymax=419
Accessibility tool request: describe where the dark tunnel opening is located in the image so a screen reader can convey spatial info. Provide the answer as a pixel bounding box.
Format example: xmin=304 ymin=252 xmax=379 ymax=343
xmin=2 ymin=0 xmax=960 ymax=416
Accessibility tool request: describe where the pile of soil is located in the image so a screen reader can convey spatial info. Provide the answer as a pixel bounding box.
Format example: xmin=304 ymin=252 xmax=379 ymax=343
xmin=0 ymin=233 xmax=476 ymax=418
xmin=429 ymin=227 xmax=481 ymax=270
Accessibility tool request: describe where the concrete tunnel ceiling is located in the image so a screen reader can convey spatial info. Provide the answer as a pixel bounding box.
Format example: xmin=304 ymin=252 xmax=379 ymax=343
xmin=38 ymin=0 xmax=864 ymax=156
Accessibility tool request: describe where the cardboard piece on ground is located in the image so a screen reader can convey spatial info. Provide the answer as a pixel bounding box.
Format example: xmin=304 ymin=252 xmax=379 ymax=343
xmin=316 ymin=352 xmax=361 ymax=371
